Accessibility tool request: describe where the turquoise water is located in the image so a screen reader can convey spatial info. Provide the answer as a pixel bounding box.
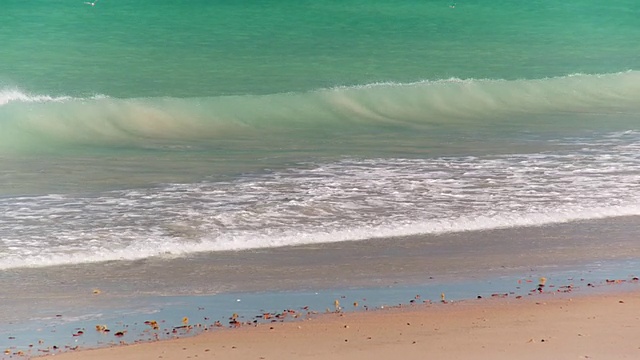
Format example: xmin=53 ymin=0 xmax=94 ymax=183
xmin=2 ymin=0 xmax=639 ymax=97
xmin=1 ymin=0 xmax=640 ymax=268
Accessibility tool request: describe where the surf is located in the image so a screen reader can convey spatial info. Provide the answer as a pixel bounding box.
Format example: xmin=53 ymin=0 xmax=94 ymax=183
xmin=1 ymin=71 xmax=639 ymax=154
xmin=2 ymin=125 xmax=640 ymax=270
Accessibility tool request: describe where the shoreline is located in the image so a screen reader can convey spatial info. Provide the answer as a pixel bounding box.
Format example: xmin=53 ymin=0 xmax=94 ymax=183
xmin=3 ymin=267 xmax=637 ymax=359
xmin=32 ymin=284 xmax=640 ymax=360
xmin=2 ymin=216 xmax=640 ymax=359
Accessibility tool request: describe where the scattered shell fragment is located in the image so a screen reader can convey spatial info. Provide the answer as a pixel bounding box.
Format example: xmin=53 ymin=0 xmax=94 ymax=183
xmin=95 ymin=325 xmax=109 ymax=332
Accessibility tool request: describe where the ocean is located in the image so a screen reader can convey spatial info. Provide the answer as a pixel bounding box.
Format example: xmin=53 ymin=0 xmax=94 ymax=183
xmin=2 ymin=1 xmax=640 ymax=354
xmin=2 ymin=0 xmax=640 ymax=317
xmin=2 ymin=0 xmax=640 ymax=269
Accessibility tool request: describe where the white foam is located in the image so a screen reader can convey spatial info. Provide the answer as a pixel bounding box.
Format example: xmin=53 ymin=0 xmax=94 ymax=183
xmin=0 ymin=88 xmax=72 ymax=106
xmin=1 ymin=202 xmax=639 ymax=270
xmin=2 ymin=130 xmax=640 ymax=269
xmin=0 ymin=88 xmax=108 ymax=106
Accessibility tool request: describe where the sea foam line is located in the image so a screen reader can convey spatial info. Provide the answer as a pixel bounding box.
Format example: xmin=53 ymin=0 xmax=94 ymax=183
xmin=323 ymin=70 xmax=638 ymax=92
xmin=0 ymin=88 xmax=72 ymax=106
xmin=2 ymin=70 xmax=636 ymax=105
xmin=0 ymin=88 xmax=108 ymax=106
xmin=1 ymin=203 xmax=639 ymax=270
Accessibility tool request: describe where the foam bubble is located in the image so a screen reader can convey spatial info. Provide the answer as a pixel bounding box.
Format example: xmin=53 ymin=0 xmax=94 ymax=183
xmin=0 ymin=88 xmax=73 ymax=106
xmin=1 ymin=130 xmax=640 ymax=269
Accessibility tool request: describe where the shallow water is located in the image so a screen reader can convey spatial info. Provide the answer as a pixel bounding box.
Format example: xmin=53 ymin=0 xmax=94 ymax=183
xmin=2 ymin=216 xmax=639 ymax=323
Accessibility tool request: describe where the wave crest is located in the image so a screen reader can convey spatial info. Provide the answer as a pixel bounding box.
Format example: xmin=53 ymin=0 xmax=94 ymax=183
xmin=0 ymin=88 xmax=74 ymax=106
xmin=1 ymin=71 xmax=639 ymax=153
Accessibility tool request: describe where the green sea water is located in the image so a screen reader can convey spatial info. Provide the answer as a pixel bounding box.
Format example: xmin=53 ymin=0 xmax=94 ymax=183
xmin=2 ymin=0 xmax=639 ymax=97
xmin=1 ymin=0 xmax=640 ymax=268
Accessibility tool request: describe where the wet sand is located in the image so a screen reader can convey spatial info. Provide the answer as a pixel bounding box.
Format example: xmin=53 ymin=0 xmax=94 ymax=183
xmin=35 ymin=289 xmax=640 ymax=360
xmin=3 ymin=216 xmax=640 ymax=358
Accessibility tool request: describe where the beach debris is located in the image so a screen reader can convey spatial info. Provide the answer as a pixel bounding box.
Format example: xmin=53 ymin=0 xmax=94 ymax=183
xmin=95 ymin=324 xmax=109 ymax=333
xmin=229 ymin=316 xmax=241 ymax=327
xmin=227 ymin=313 xmax=244 ymax=327
xmin=144 ymin=320 xmax=160 ymax=330
xmin=536 ymin=277 xmax=547 ymax=292
xmin=606 ymin=279 xmax=626 ymax=284
xmin=557 ymin=285 xmax=573 ymax=293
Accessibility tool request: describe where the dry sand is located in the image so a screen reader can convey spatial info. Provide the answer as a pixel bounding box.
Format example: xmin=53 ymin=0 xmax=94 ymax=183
xmin=36 ymin=289 xmax=640 ymax=360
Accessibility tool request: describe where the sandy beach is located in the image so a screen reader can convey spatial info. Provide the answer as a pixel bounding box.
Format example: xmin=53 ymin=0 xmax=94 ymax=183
xmin=34 ymin=288 xmax=640 ymax=360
